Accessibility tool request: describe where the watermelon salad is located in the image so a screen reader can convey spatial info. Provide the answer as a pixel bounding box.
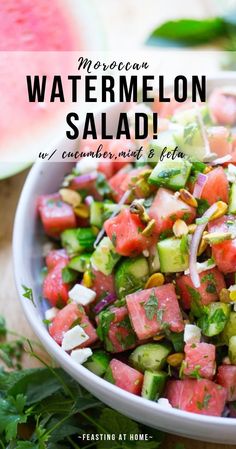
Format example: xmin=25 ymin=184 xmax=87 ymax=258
xmin=37 ymin=87 xmax=236 ymax=418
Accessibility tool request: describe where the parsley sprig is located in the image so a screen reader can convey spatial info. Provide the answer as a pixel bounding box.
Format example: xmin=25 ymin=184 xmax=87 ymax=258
xmin=0 ymin=316 xmax=164 ymax=448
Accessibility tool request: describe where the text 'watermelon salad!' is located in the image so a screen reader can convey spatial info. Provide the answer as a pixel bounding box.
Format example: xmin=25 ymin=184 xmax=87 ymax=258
xmin=37 ymin=87 xmax=236 ymax=418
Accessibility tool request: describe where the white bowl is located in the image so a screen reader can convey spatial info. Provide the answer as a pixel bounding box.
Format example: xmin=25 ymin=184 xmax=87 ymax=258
xmin=13 ymin=73 xmax=236 ymax=444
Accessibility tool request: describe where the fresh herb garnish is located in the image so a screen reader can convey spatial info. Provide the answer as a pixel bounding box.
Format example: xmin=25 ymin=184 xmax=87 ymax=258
xmin=158 ymin=169 xmax=181 ymax=179
xmin=197 ymin=199 xmax=210 ymax=216
xmin=180 ymin=235 xmax=189 ymax=262
xmin=144 ymin=290 xmax=159 ymax=321
xmin=62 ymin=266 xmax=78 ymax=283
xmin=96 ymin=173 xmax=112 ymax=196
xmin=197 ymin=392 xmax=212 ymax=410
xmin=183 ymin=123 xmax=198 ymax=145
xmin=146 ymin=17 xmax=230 ymax=47
xmin=22 ymin=285 xmax=35 ymax=307
xmin=0 ymin=317 xmax=164 ymax=448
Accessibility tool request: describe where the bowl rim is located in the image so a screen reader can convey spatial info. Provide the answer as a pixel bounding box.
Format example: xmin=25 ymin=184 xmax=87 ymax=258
xmin=13 ymin=71 xmax=236 ymax=430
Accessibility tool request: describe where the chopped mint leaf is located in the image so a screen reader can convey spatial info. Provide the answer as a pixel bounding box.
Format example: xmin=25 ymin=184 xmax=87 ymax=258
xmin=22 ymin=285 xmax=35 ymax=307
xmin=144 ymin=290 xmax=159 ymax=321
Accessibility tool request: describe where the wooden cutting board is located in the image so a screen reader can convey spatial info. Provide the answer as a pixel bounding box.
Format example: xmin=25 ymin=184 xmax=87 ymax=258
xmin=0 ymin=168 xmax=234 ymax=449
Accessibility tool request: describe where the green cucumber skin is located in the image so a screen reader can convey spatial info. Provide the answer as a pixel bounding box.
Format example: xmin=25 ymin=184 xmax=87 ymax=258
xmin=90 ymin=202 xmax=104 ymax=228
xmin=68 ymin=254 xmax=92 ymax=272
xmin=222 ymin=312 xmax=236 ymax=345
xmin=91 ymin=237 xmax=120 ymax=276
xmin=229 ymin=183 xmax=236 ymax=214
xmin=198 ymin=302 xmax=231 ymax=337
xmin=158 ymin=237 xmax=189 ymax=273
xmin=148 ymin=159 xmax=192 ymax=191
xmin=129 ymin=343 xmax=171 ymax=373
xmin=229 ymin=336 xmax=236 ymax=365
xmin=84 ymin=351 xmax=110 ymax=377
xmin=61 ymin=228 xmax=96 ymax=255
xmin=141 ymin=370 xmax=167 ymax=400
xmin=115 ymin=256 xmax=149 ymax=298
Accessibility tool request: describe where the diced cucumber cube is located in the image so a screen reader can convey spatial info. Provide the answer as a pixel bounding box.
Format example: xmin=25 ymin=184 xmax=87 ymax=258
xmin=222 ymin=312 xmax=236 ymax=344
xmin=173 ymin=124 xmax=206 ymax=160
xmin=141 ymin=370 xmax=167 ymax=400
xmin=129 ymin=343 xmax=171 ymax=373
xmin=83 ymin=350 xmax=110 ymax=376
xmin=229 ymin=183 xmax=236 ymax=214
xmin=61 ymin=228 xmax=96 ymax=256
xmin=148 ymin=158 xmax=192 ymax=191
xmin=172 ymin=105 xmax=210 ymax=126
xmin=90 ymin=202 xmax=104 ymax=228
xmin=158 ymin=236 xmax=189 ymax=273
xmin=115 ymin=256 xmax=149 ymax=298
xmin=68 ymin=253 xmax=92 ymax=272
xmin=91 ymin=237 xmax=120 ymax=275
xmin=198 ymin=302 xmax=231 ymax=337
xmin=229 ymin=336 xmax=236 ymax=365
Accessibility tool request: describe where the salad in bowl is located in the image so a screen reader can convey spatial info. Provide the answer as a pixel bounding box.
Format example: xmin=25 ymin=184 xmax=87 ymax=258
xmin=36 ymin=84 xmax=236 ymax=420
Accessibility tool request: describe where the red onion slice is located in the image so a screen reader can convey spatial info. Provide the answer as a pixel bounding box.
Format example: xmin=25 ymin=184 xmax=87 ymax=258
xmin=93 ymin=293 xmax=116 ymax=314
xmin=193 ymin=173 xmax=208 ymax=199
xmin=85 ymin=195 xmax=94 ymax=206
xmin=70 ymin=171 xmax=98 ymax=189
xmin=189 ymin=202 xmax=218 ymax=288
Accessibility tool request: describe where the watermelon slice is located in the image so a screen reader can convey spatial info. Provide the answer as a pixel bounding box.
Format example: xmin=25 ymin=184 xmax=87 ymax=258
xmin=149 ymin=188 xmax=196 ymax=235
xmin=38 ymin=194 xmax=76 ymax=238
xmin=217 ymin=365 xmax=236 ymax=401
xmin=208 ymin=215 xmax=236 ymax=273
xmin=200 ymin=167 xmax=229 ymax=205
xmin=49 ymin=302 xmax=97 ymax=347
xmin=176 ymin=268 xmax=225 ymax=310
xmin=126 ymin=284 xmax=184 ymax=340
xmin=166 ymin=378 xmax=227 ymax=416
xmin=106 ymin=359 xmax=143 ymax=395
xmin=43 ymin=260 xmax=69 ymax=307
xmin=183 ymin=342 xmax=216 ymax=380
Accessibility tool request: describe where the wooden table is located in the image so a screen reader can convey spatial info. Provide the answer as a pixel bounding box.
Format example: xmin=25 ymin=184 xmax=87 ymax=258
xmin=0 ymin=168 xmax=234 ymax=449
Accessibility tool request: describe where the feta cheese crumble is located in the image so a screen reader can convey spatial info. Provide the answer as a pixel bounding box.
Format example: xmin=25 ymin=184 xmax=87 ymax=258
xmin=184 ymin=324 xmax=201 ymax=344
xmin=45 ymin=307 xmax=58 ymax=321
xmin=71 ymin=348 xmax=93 ymax=364
xmin=69 ymin=284 xmax=96 ymax=306
xmin=157 ymin=398 xmax=172 ymax=408
xmin=226 ymin=163 xmax=236 ymax=183
xmin=76 ymin=158 xmax=98 ymax=174
xmin=61 ymin=325 xmax=89 ymax=351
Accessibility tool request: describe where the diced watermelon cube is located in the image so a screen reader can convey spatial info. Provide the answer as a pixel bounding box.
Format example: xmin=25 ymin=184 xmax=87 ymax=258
xmin=45 ymin=249 xmax=69 ymax=270
xmin=108 ymin=168 xmax=131 ymax=203
xmin=104 ymin=208 xmax=154 ymax=257
xmin=209 ymin=89 xmax=236 ymax=126
xmin=200 ymin=167 xmax=229 ymax=205
xmin=208 ymin=126 xmax=232 ymax=158
xmin=43 ymin=260 xmax=69 ymax=307
xmin=38 ymin=193 xmax=76 ymax=238
xmin=166 ymin=379 xmax=227 ymax=416
xmin=49 ymin=302 xmax=97 ymax=347
xmin=183 ymin=342 xmax=216 ymax=380
xmin=96 ymin=306 xmax=137 ymax=353
xmin=176 ymin=268 xmax=226 ymax=310
xmin=217 ymin=365 xmax=236 ymax=401
xmin=126 ymin=284 xmax=184 ymax=340
xmin=90 ymin=268 xmax=115 ymax=301
xmin=208 ymin=215 xmax=236 ymax=273
xmin=107 ymin=359 xmax=143 ymax=395
xmin=149 ymin=188 xmax=196 ymax=235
